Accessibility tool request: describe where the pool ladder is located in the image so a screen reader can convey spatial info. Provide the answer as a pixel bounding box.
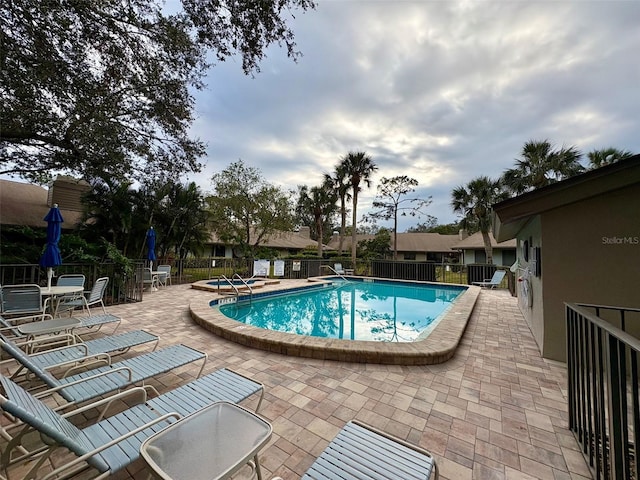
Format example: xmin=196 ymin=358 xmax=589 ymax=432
xmin=218 ymin=274 xmax=253 ymax=303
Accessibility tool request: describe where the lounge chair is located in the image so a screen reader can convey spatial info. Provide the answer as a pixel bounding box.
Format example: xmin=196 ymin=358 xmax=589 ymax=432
xmin=0 ymin=339 xmax=207 ymax=408
xmin=0 ymin=370 xmax=264 ymax=479
xmin=334 ymin=263 xmax=345 ymax=274
xmin=75 ymin=312 xmax=121 ymax=334
xmin=472 ymin=270 xmax=506 ymax=289
xmin=1 ymin=330 xmax=159 ymax=379
xmin=274 ymin=420 xmax=438 ymax=480
xmin=56 ymin=276 xmax=109 ymax=317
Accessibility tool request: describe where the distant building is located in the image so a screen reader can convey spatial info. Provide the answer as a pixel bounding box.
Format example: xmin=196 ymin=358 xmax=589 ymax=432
xmin=0 ymin=177 xmax=89 ymax=229
xmin=206 ymin=226 xmax=320 ymax=258
xmin=326 ymin=232 xmax=461 ymax=262
xmin=452 ymin=231 xmax=516 ymax=266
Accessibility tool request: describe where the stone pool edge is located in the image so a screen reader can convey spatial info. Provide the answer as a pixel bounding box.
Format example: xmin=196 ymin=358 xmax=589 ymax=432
xmin=189 ymin=280 xmax=481 ymax=365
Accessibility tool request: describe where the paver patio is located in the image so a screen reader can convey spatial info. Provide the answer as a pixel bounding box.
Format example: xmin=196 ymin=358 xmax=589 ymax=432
xmin=1 ymin=283 xmax=592 ymax=480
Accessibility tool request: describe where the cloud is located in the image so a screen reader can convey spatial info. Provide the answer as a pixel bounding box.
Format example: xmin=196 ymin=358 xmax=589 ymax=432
xmin=185 ymin=0 xmax=640 ymax=229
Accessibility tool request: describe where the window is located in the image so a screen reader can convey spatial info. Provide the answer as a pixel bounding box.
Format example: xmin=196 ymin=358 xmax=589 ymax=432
xmin=403 ymin=252 xmax=416 ymax=260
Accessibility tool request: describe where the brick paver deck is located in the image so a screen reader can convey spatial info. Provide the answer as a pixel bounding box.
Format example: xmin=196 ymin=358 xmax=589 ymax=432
xmin=2 ymin=283 xmax=591 ymax=480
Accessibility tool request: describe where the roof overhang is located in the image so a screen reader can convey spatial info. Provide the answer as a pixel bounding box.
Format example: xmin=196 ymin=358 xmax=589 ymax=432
xmin=493 ymin=155 xmax=640 ymax=242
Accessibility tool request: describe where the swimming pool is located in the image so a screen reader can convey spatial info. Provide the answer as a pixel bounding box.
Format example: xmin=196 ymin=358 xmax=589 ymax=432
xmin=190 ymin=278 xmax=480 ymax=364
xmin=219 ymin=280 xmax=465 ymax=342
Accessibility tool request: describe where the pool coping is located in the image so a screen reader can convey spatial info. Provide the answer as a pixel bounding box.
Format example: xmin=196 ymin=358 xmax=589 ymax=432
xmin=189 ymin=278 xmax=481 ymax=365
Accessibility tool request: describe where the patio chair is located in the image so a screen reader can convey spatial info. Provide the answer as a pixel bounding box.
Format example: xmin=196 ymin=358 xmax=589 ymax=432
xmin=0 ymin=369 xmax=264 ymax=479
xmin=56 ymin=274 xmax=86 ymax=287
xmin=0 ymin=339 xmax=207 ymax=408
xmin=273 ymin=420 xmax=438 ymax=480
xmin=56 ymin=276 xmax=109 ymax=317
xmin=472 ymin=270 xmax=506 ymax=289
xmin=334 ymin=263 xmax=345 ymax=274
xmin=1 ymin=330 xmax=159 ymax=379
xmin=142 ymin=268 xmax=158 ymax=290
xmin=157 ymin=264 xmax=172 ymax=286
xmin=0 ymin=284 xmax=46 ymax=319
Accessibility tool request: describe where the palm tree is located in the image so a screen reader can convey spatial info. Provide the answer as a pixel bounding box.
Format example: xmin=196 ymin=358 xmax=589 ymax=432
xmin=339 ymin=151 xmax=377 ymax=265
xmin=323 ymin=164 xmax=351 ymax=254
xmin=451 ymin=176 xmax=506 ymax=265
xmin=587 ymin=147 xmax=633 ymax=169
xmin=297 ymin=183 xmax=338 ymax=257
xmin=502 ymin=140 xmax=584 ymax=194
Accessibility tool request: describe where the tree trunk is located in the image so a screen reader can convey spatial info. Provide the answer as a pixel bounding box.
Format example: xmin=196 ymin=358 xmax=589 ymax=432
xmin=351 ymin=191 xmax=358 ymax=265
xmin=339 ymin=196 xmax=346 ymax=253
xmin=481 ymin=230 xmax=494 ymax=264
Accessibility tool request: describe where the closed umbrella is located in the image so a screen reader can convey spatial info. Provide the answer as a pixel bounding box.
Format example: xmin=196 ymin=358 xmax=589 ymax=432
xmin=146 ymin=227 xmax=157 ymax=270
xmin=39 ymin=204 xmax=64 ymax=290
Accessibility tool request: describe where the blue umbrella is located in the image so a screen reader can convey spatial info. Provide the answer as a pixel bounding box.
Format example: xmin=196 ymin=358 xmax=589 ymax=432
xmin=39 ymin=204 xmax=64 ymax=289
xmin=146 ymin=227 xmax=157 ymax=270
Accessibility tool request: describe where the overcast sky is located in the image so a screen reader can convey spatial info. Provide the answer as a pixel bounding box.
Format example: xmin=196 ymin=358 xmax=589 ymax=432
xmin=186 ymin=0 xmax=640 ymax=231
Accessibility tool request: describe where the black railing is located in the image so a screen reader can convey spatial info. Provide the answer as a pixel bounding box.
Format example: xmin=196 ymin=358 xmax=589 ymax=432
xmin=566 ymin=303 xmax=640 ymax=479
xmin=1 ymin=258 xmax=515 ymax=306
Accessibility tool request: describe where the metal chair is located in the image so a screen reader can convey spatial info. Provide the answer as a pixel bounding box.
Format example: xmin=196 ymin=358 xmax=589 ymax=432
xmin=0 ymin=370 xmax=263 ymax=479
xmin=157 ymin=264 xmax=172 ymax=286
xmin=0 ymin=284 xmax=46 ymax=319
xmin=56 ymin=274 xmax=86 ymax=287
xmin=56 ymin=276 xmax=109 ymax=317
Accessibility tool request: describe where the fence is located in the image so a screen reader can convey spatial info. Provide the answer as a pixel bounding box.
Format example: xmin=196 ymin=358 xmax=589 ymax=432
xmin=1 ymin=258 xmax=515 ymax=306
xmin=566 ymin=303 xmax=640 ymax=479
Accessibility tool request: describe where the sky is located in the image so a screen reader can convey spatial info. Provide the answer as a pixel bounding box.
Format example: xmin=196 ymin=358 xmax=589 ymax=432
xmin=191 ymin=1 xmax=638 ymax=231
xmin=184 ymin=0 xmax=640 ymax=231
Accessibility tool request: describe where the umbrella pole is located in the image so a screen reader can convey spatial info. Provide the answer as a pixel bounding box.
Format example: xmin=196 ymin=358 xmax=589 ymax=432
xmin=47 ymin=268 xmax=53 ymax=290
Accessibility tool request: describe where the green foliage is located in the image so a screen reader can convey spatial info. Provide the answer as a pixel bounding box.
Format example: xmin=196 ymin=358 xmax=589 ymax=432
xmin=339 ymin=151 xmax=377 ymax=263
xmin=79 ymin=177 xmax=210 ymax=260
xmin=502 ymin=140 xmax=584 ymax=194
xmin=358 ymin=229 xmax=391 ymax=260
xmin=208 ymin=160 xmax=295 ymax=257
xmin=1 ymin=0 xmax=315 ymax=182
xmin=407 ymin=221 xmax=460 ymax=235
xmin=0 ymin=225 xmax=45 ymax=263
xmin=451 ymin=176 xmax=507 ymax=264
xmin=295 ymin=182 xmax=338 ymax=257
xmin=587 ymin=147 xmax=634 ymax=169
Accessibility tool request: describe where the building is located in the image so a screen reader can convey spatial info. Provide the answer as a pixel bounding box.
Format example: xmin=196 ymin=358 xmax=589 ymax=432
xmin=326 ymin=232 xmax=461 ymax=262
xmin=493 ymin=154 xmax=640 ymax=361
xmin=453 ymin=231 xmax=517 ymax=266
xmin=0 ymin=177 xmax=89 ymax=229
xmin=206 ymin=226 xmax=321 ymax=258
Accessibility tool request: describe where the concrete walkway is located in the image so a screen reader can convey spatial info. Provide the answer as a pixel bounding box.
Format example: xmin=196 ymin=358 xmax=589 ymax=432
xmin=4 ymin=284 xmax=592 ymax=480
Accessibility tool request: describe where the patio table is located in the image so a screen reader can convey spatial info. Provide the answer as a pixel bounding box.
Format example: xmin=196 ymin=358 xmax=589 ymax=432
xmin=17 ymin=316 xmax=81 ymax=340
xmin=140 ymin=401 xmax=272 ymax=480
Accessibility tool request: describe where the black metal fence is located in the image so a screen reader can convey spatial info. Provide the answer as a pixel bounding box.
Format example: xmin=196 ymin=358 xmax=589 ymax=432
xmin=566 ymin=303 xmax=640 ymax=479
xmin=1 ymin=258 xmax=515 ymax=306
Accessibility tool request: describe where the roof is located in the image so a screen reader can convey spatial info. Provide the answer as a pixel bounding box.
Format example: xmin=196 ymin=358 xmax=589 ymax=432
xmin=208 ymin=229 xmax=320 ymax=250
xmin=326 ymin=232 xmax=460 ymax=253
xmin=0 ymin=179 xmax=84 ymax=229
xmin=452 ymin=231 xmax=516 ymax=250
xmin=493 ymin=154 xmax=640 ymax=241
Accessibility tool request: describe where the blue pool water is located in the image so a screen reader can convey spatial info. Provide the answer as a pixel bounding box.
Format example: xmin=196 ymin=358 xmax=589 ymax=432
xmin=218 ymin=280 xmax=465 ymax=342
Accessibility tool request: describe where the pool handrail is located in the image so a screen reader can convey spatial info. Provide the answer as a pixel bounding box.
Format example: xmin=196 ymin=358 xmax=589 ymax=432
xmin=323 ymin=265 xmax=349 ymax=282
xmin=232 ymin=274 xmax=254 ymax=302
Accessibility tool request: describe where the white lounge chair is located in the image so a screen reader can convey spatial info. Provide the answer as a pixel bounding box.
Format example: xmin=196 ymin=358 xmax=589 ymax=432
xmin=472 ymin=270 xmax=506 ymax=289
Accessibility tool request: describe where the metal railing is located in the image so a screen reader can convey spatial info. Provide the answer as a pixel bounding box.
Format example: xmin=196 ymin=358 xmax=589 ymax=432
xmin=566 ymin=303 xmax=640 ymax=479
xmin=1 ymin=258 xmax=516 ymax=307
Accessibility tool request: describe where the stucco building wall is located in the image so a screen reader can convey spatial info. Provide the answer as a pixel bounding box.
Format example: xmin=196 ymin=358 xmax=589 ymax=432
xmin=533 ymin=183 xmax=640 ymax=360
